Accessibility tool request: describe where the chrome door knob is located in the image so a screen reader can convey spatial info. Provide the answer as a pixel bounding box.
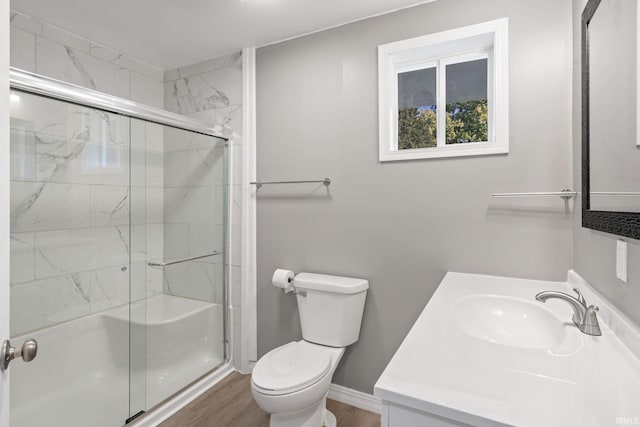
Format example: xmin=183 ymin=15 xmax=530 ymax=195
xmin=1 ymin=338 xmax=38 ymax=371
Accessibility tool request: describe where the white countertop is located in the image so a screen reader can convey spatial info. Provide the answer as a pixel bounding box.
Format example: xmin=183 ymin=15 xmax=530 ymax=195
xmin=374 ymin=272 xmax=640 ymax=427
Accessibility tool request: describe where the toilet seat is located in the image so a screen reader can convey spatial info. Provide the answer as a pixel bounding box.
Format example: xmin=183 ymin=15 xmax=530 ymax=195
xmin=252 ymin=341 xmax=332 ymax=396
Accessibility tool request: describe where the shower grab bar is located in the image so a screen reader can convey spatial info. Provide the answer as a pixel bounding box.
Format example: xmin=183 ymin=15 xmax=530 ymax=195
xmin=250 ymin=178 xmax=331 ymax=189
xmin=492 ymin=189 xmax=577 ymax=200
xmin=147 ymin=251 xmax=222 ymax=267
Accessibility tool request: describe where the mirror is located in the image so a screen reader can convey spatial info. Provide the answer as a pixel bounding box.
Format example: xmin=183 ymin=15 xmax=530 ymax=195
xmin=583 ymin=0 xmax=640 ymax=239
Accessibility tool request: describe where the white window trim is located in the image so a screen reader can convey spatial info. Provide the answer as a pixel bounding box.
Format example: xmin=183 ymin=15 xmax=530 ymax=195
xmin=378 ymin=18 xmax=509 ymax=162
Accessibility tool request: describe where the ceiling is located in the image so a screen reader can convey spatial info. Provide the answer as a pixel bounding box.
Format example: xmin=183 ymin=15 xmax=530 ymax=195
xmin=11 ymin=0 xmax=436 ymax=70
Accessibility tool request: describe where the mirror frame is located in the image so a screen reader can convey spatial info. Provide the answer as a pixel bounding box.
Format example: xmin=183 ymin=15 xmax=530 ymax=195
xmin=582 ymin=0 xmax=640 ymax=240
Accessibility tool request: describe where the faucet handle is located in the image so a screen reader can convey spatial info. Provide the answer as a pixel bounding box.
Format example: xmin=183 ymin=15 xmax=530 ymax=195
xmin=572 ymin=288 xmax=587 ymax=307
xmin=579 ymin=305 xmax=602 ymax=336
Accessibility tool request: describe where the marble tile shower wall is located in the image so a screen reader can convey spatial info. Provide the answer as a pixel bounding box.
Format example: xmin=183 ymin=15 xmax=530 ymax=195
xmin=161 ymin=128 xmax=226 ymax=303
xmin=9 ymin=11 xmax=165 ymax=336
xmin=10 ymin=11 xmax=164 ymax=108
xmin=164 ymin=54 xmax=243 ymax=356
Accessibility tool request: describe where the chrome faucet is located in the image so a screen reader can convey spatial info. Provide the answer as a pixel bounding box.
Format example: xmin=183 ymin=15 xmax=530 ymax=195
xmin=535 ymin=288 xmax=601 ymax=336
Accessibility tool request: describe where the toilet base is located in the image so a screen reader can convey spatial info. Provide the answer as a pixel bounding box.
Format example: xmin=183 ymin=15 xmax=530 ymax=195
xmin=322 ymin=408 xmax=337 ymax=427
xmin=269 ymin=396 xmax=336 ymax=427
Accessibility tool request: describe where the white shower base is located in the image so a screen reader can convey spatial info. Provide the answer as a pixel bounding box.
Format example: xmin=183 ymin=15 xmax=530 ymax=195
xmin=10 ymin=294 xmax=224 ymax=427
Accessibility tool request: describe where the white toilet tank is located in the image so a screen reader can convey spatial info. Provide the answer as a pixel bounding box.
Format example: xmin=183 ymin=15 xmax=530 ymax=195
xmin=293 ymin=273 xmax=368 ymax=348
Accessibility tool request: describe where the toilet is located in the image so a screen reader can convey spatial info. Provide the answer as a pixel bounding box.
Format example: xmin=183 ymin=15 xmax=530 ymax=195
xmin=251 ymin=272 xmax=369 ymax=427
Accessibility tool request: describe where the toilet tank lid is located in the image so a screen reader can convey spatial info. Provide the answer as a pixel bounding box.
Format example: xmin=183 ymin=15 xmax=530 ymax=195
xmin=293 ymin=273 xmax=369 ymax=294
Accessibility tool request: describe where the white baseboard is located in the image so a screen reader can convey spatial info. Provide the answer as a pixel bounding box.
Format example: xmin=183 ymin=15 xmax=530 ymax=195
xmin=328 ymin=383 xmax=381 ymax=414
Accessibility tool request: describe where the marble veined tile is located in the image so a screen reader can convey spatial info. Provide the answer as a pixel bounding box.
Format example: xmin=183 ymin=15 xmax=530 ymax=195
xmin=10 ymin=11 xmax=44 ymax=36
xmin=146 ymin=264 xmax=163 ymax=297
xmin=146 ymin=223 xmax=164 ymax=259
xmin=10 ymin=233 xmax=35 ymax=284
xmin=164 ymin=58 xmax=216 ymax=82
xmin=215 ymin=104 xmax=242 ymax=139
xmin=41 ymin=24 xmax=90 ymax=54
xmin=89 ymin=43 xmax=163 ymax=81
xmin=230 ymin=265 xmax=241 ymax=307
xmin=188 ymin=146 xmax=225 ymax=187
xmin=163 ymin=223 xmax=189 ymax=261
xmin=11 ymin=91 xmax=129 ymax=144
xmin=129 ymin=223 xmax=164 ymax=263
xmin=89 ymin=265 xmax=129 ymax=312
xmin=146 ymin=121 xmax=165 ymax=154
xmin=215 ymin=51 xmax=242 ymax=71
xmin=35 ymin=135 xmax=129 ymax=186
xmin=187 ymin=109 xmax=218 ymax=129
xmin=36 ymin=36 xmax=130 ymax=99
xmin=90 ymin=186 xmax=129 ymax=227
xmin=131 ymin=72 xmax=164 ymax=109
xmin=164 ymin=186 xmax=221 ymax=225
xmin=164 ymin=67 xmax=241 ymax=115
xmin=10 ymin=25 xmax=36 ymax=72
xmin=146 ymin=187 xmax=164 ymax=224
xmin=187 ymin=223 xmax=224 ymax=260
xmin=10 ymin=129 xmax=36 ymax=181
xmin=11 ymin=182 xmax=91 ymax=233
xmin=10 ymin=272 xmax=91 ymax=336
xmin=146 ymin=149 xmax=164 ymax=189
xmin=164 ymin=151 xmax=189 ymax=187
xmin=164 ymin=126 xmax=225 ymax=152
xmin=34 ymin=226 xmax=130 ymax=280
xmin=163 ymin=261 xmax=217 ymax=302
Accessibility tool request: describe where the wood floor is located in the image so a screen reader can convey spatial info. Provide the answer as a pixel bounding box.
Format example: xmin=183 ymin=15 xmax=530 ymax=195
xmin=160 ymin=371 xmax=381 ymax=427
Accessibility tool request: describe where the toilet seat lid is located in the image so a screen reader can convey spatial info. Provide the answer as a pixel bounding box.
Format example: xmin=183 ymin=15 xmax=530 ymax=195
xmin=252 ymin=341 xmax=331 ymax=393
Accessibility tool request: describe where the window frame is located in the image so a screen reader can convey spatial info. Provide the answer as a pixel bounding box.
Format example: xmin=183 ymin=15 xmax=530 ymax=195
xmin=378 ymin=18 xmax=509 ymax=162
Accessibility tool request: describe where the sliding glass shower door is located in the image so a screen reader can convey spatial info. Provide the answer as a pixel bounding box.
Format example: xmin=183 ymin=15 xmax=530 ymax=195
xmin=9 ymin=89 xmax=136 ymax=426
xmin=8 ymin=77 xmax=227 ymax=426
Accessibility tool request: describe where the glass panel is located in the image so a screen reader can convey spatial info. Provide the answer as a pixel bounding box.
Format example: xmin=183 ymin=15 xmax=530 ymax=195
xmin=129 ymin=119 xmax=149 ymax=418
xmin=445 ymin=58 xmax=489 ymax=144
xmin=397 ymin=67 xmax=438 ymax=149
xmin=142 ymin=124 xmax=227 ymax=409
xmin=9 ymin=89 xmax=228 ymax=426
xmin=9 ymin=90 xmax=132 ymax=426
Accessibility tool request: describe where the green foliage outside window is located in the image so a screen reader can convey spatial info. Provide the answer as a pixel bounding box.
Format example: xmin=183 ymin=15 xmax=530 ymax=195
xmin=398 ymin=107 xmax=437 ymax=149
xmin=398 ymin=99 xmax=488 ymax=149
xmin=446 ymin=99 xmax=488 ymax=144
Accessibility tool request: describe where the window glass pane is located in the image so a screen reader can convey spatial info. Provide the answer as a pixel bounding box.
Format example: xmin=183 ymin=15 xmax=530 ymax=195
xmin=445 ymin=59 xmax=488 ymax=144
xmin=397 ymin=67 xmax=437 ymax=149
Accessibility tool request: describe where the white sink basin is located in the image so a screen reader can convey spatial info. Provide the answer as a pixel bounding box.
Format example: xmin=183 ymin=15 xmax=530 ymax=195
xmin=453 ymin=294 xmax=564 ymax=349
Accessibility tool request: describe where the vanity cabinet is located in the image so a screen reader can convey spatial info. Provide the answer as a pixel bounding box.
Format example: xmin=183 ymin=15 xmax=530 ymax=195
xmin=374 ymin=272 xmax=640 ymax=427
xmin=381 ymin=402 xmax=474 ymax=427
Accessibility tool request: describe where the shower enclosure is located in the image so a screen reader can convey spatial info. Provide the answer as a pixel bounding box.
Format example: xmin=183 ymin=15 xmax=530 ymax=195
xmin=7 ymin=69 xmax=229 ymax=426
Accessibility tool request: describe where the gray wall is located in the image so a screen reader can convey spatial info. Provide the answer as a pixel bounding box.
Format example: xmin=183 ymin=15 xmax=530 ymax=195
xmin=257 ymin=0 xmax=573 ymax=393
xmin=572 ymin=0 xmax=640 ymax=326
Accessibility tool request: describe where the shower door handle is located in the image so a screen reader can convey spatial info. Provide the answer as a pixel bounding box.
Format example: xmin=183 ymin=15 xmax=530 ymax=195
xmin=1 ymin=338 xmax=38 ymax=371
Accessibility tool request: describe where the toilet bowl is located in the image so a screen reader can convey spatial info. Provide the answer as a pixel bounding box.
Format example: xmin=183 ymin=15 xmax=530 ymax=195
xmin=251 ymin=341 xmax=344 ymax=427
xmin=251 ymin=272 xmax=368 ymax=427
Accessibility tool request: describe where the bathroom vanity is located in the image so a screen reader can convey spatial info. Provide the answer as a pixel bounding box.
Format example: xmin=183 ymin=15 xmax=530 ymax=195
xmin=374 ymin=272 xmax=640 ymax=427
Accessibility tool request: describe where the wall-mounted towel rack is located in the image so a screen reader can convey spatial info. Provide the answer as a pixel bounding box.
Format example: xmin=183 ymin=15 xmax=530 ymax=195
xmin=250 ymin=178 xmax=331 ymax=189
xmin=147 ymin=251 xmax=222 ymax=267
xmin=492 ymin=189 xmax=577 ymax=200
xmin=590 ymin=191 xmax=640 ymax=197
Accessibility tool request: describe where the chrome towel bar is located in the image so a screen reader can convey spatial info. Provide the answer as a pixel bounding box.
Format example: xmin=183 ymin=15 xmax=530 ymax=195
xmin=147 ymin=251 xmax=222 ymax=267
xmin=590 ymin=192 xmax=640 ymax=196
xmin=492 ymin=189 xmax=577 ymax=200
xmin=250 ymin=178 xmax=331 ymax=189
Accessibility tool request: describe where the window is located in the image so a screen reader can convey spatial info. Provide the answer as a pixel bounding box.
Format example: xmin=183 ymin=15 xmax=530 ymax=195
xmin=378 ymin=18 xmax=508 ymax=161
